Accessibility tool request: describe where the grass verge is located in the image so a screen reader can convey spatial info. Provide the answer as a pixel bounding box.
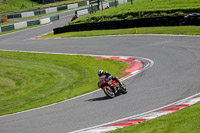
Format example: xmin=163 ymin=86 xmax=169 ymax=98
xmin=0 ymin=51 xmax=129 ymax=116
xmin=35 ymin=26 xmax=200 ymax=39
xmin=0 ymin=21 xmax=15 ymax=27
xmin=110 ymin=102 xmax=200 ymax=133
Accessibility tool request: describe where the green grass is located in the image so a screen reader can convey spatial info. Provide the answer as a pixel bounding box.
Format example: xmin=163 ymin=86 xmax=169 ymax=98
xmin=71 ymin=0 xmax=200 ymax=24
xmin=0 ymin=0 xmax=40 ymax=14
xmin=110 ymin=102 xmax=200 ymax=133
xmin=36 ymin=26 xmax=200 ymax=39
xmin=0 ymin=51 xmax=129 ymax=116
xmin=0 ymin=0 xmax=86 ymax=14
xmin=0 ymin=21 xmax=15 ymax=27
xmin=136 ymin=26 xmax=200 ymax=35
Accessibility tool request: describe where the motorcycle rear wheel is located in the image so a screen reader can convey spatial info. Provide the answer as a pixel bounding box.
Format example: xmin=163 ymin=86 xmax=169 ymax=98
xmin=104 ymin=88 xmax=115 ymax=98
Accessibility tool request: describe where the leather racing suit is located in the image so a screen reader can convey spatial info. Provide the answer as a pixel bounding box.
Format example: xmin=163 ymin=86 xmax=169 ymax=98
xmin=99 ymin=72 xmax=122 ymax=87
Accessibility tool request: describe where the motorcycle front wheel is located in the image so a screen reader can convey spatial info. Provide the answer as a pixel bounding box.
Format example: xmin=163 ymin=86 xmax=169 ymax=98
xmin=121 ymin=86 xmax=128 ymax=94
xmin=104 ymin=87 xmax=115 ymax=98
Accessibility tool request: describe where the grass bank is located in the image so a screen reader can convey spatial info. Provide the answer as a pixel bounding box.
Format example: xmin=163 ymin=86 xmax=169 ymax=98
xmin=71 ymin=0 xmax=200 ymax=24
xmin=35 ymin=26 xmax=200 ymax=39
xmin=0 ymin=0 xmax=40 ymax=14
xmin=110 ymin=102 xmax=200 ymax=133
xmin=0 ymin=51 xmax=129 ymax=116
xmin=0 ymin=0 xmax=85 ymax=14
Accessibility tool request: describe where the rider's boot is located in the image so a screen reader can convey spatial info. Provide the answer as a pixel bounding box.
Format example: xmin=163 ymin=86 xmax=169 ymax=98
xmin=114 ymin=87 xmax=118 ymax=94
xmin=116 ymin=80 xmax=123 ymax=88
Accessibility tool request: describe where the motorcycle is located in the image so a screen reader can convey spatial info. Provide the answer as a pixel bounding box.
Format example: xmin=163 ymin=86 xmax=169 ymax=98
xmin=98 ymin=75 xmax=127 ymax=98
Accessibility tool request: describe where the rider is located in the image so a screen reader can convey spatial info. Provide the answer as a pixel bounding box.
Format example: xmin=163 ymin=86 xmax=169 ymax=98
xmin=98 ymin=70 xmax=122 ymax=87
xmin=71 ymin=13 xmax=78 ymax=21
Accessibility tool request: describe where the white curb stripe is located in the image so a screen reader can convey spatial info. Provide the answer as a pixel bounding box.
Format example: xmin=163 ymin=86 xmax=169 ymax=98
xmin=81 ymin=126 xmax=121 ymax=133
xmin=136 ymin=111 xmax=171 ymax=119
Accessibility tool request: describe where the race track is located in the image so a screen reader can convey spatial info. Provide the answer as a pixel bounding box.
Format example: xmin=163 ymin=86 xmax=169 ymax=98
xmin=0 ymin=11 xmax=200 ymax=133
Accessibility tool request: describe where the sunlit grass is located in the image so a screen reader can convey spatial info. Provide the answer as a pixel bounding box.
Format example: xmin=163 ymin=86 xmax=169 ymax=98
xmin=111 ymin=102 xmax=200 ymax=133
xmin=0 ymin=51 xmax=129 ymax=116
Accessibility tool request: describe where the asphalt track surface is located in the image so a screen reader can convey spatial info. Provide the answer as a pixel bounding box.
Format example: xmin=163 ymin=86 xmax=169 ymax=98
xmin=0 ymin=11 xmax=200 ymax=133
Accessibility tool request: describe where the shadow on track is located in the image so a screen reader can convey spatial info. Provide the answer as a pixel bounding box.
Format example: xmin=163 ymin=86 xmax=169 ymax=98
xmin=85 ymin=96 xmax=110 ymax=102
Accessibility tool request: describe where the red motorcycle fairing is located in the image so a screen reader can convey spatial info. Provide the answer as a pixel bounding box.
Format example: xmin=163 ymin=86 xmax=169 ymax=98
xmin=98 ymin=75 xmax=119 ymax=88
xmin=98 ymin=75 xmax=119 ymax=92
xmin=103 ymin=86 xmax=112 ymax=91
xmin=98 ymin=75 xmax=127 ymax=98
xmin=108 ymin=80 xmax=119 ymax=87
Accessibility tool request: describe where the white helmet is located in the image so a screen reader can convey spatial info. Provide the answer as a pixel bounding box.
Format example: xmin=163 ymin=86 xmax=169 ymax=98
xmin=98 ymin=70 xmax=104 ymax=76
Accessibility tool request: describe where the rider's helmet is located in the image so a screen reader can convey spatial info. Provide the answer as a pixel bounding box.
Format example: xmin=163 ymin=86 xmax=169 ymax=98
xmin=98 ymin=70 xmax=104 ymax=76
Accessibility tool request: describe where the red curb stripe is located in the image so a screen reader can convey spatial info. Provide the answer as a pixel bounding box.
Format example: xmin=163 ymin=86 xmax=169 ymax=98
xmin=122 ymin=61 xmax=142 ymax=73
xmin=156 ymin=104 xmax=189 ymax=112
xmin=122 ymin=58 xmax=143 ymax=73
xmin=95 ymin=57 xmax=143 ymax=73
xmin=195 ymin=95 xmax=200 ymax=98
xmin=108 ymin=57 xmax=121 ymax=60
xmin=107 ymin=123 xmax=132 ymax=127
xmin=105 ymin=119 xmax=148 ymax=127
xmin=95 ymin=57 xmax=122 ymax=60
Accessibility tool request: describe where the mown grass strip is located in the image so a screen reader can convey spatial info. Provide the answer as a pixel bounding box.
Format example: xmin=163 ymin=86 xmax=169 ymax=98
xmin=110 ymin=102 xmax=200 ymax=133
xmin=36 ymin=26 xmax=200 ymax=39
xmin=0 ymin=51 xmax=129 ymax=116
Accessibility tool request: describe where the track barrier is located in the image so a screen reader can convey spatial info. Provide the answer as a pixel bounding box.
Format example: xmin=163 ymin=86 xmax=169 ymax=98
xmin=0 ymin=15 xmax=59 ymax=33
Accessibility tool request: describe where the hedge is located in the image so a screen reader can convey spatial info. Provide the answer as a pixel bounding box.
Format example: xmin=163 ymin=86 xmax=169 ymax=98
xmin=54 ymin=15 xmax=200 ymax=34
